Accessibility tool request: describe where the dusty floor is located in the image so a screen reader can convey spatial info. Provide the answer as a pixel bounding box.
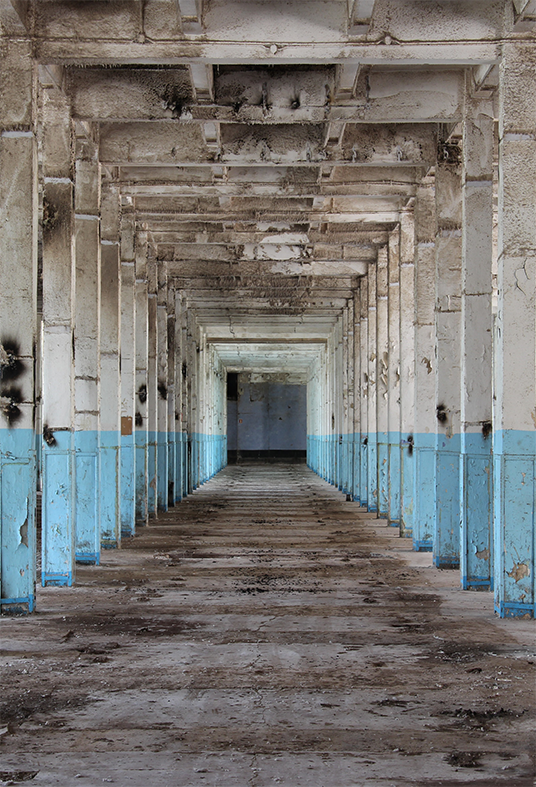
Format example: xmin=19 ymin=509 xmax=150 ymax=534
xmin=0 ymin=464 xmax=535 ymax=787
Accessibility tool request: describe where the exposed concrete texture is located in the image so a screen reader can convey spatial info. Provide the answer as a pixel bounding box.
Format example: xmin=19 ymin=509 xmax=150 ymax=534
xmin=0 ymin=465 xmax=534 ymax=786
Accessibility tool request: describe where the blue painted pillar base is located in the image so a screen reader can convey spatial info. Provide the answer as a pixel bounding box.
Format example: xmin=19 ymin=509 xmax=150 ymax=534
xmin=99 ymin=432 xmax=121 ymax=549
xmin=147 ymin=433 xmax=157 ymax=515
xmin=121 ymin=434 xmax=136 ymax=537
xmin=435 ymin=439 xmax=461 ymax=570
xmin=41 ymin=431 xmax=76 ymax=588
xmin=1 ymin=596 xmax=35 ymax=615
xmin=495 ymin=601 xmax=535 ymax=618
xmin=378 ymin=434 xmax=389 ymax=517
xmin=462 ymin=577 xmax=493 ymax=591
xmin=367 ymin=432 xmax=378 ymax=513
xmin=156 ymin=432 xmax=168 ymax=511
xmin=42 ymin=572 xmax=73 ymax=587
xmin=1 ymin=428 xmax=37 ymax=611
xmin=413 ymin=539 xmax=433 ymax=552
xmin=75 ymin=430 xmax=100 ymax=565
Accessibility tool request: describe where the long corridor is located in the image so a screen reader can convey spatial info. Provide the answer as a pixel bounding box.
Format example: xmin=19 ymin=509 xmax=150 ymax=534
xmin=0 ymin=465 xmax=534 ymax=786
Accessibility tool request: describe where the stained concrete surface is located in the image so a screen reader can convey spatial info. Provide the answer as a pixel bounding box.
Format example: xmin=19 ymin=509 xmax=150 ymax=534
xmin=0 ymin=464 xmax=534 ymax=786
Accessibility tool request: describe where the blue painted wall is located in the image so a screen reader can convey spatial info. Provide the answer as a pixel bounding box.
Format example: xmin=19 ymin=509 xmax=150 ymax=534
xmin=229 ymin=381 xmax=306 ymax=452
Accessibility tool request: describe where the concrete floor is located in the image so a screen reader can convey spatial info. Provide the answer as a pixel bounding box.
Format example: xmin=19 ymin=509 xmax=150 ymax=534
xmin=0 ymin=464 xmax=534 ymax=786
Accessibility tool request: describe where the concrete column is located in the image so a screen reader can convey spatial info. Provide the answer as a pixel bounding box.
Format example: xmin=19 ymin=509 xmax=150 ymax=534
xmin=156 ymin=261 xmax=168 ymax=509
xmin=352 ymin=289 xmax=361 ymax=502
xmin=460 ymin=87 xmax=494 ymax=590
xmin=180 ymin=297 xmax=189 ymax=498
xmin=40 ymin=84 xmax=76 ymax=587
xmin=367 ymin=258 xmax=378 ymax=512
xmin=174 ymin=290 xmax=184 ymax=502
xmin=345 ymin=299 xmax=355 ymax=499
xmin=120 ymin=214 xmax=136 ymax=536
xmin=413 ymin=179 xmax=436 ymax=551
xmin=147 ymin=253 xmax=158 ymax=514
xmin=134 ymin=233 xmax=149 ymax=525
xmin=167 ymin=285 xmax=176 ymax=505
xmin=99 ymin=187 xmax=121 ymax=548
xmin=387 ymin=228 xmax=401 ymax=526
xmin=0 ymin=40 xmax=38 ymax=610
xmin=434 ymin=149 xmax=463 ymax=569
xmin=359 ymin=276 xmax=369 ymax=507
xmin=73 ymin=141 xmax=101 ymax=565
xmin=376 ymin=246 xmax=389 ymax=517
xmin=399 ymin=209 xmax=416 ymax=538
xmin=494 ymin=42 xmax=536 ymax=617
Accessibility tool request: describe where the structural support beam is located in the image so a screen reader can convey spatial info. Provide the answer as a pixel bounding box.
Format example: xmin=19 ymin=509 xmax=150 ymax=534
xmin=120 ymin=213 xmax=137 ymax=536
xmin=41 ymin=85 xmax=76 ymax=587
xmin=0 ymin=39 xmax=38 ymax=610
xmin=134 ymin=232 xmax=149 ymax=526
xmin=460 ymin=85 xmax=494 ymax=591
xmin=399 ymin=209 xmax=416 ymax=538
xmin=99 ymin=187 xmax=122 ymax=549
xmin=387 ymin=227 xmax=401 ymax=527
xmin=412 ymin=180 xmax=436 ymax=551
xmin=434 ymin=152 xmax=462 ymax=569
xmin=74 ymin=141 xmax=101 ymax=565
xmin=494 ymin=42 xmax=536 ymax=617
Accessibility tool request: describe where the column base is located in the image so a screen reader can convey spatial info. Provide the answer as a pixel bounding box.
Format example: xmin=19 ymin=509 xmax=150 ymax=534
xmin=495 ymin=601 xmax=535 ymax=619
xmin=101 ymin=539 xmax=120 ymax=549
xmin=75 ymin=552 xmax=100 ymax=565
xmin=434 ymin=556 xmax=460 ymax=569
xmin=413 ymin=538 xmax=432 ymax=552
xmin=462 ymin=577 xmax=493 ymax=591
xmin=42 ymin=572 xmax=73 ymax=587
xmin=1 ymin=596 xmax=35 ymax=614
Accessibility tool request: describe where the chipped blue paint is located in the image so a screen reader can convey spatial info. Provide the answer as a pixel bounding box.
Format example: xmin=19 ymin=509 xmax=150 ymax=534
xmin=157 ymin=431 xmax=168 ymax=510
xmin=135 ymin=426 xmax=148 ymax=525
xmin=400 ymin=436 xmax=414 ymax=538
xmin=461 ymin=431 xmax=493 ymax=590
xmin=377 ymin=431 xmax=389 ymax=517
xmin=434 ymin=433 xmax=461 ymax=569
xmin=41 ymin=429 xmax=75 ymax=587
xmin=74 ymin=430 xmax=99 ymax=564
xmin=0 ymin=427 xmax=36 ymax=611
xmin=413 ymin=433 xmax=435 ymax=552
xmin=121 ymin=434 xmax=136 ymax=536
xmin=493 ymin=429 xmax=535 ymax=619
xmin=388 ymin=434 xmax=401 ymax=525
xmin=99 ymin=430 xmax=121 ymax=548
xmin=147 ymin=431 xmax=157 ymax=515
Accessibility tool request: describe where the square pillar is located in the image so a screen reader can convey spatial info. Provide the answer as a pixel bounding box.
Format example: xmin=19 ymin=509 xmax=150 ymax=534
xmin=376 ymin=246 xmax=389 ymax=517
xmin=99 ymin=186 xmax=121 ymax=549
xmin=494 ymin=43 xmax=536 ymax=617
xmin=399 ymin=209 xmax=416 ymax=538
xmin=120 ymin=214 xmax=136 ymax=536
xmin=359 ymin=276 xmax=369 ymax=507
xmin=434 ymin=150 xmax=462 ymax=569
xmin=74 ymin=143 xmax=101 ymax=565
xmin=0 ymin=40 xmax=38 ymax=611
xmin=367 ymin=258 xmax=378 ymax=512
xmin=40 ymin=84 xmax=76 ymax=588
xmin=413 ymin=179 xmax=436 ymax=551
xmin=134 ymin=233 xmax=149 ymax=525
xmin=352 ymin=289 xmax=361 ymax=502
xmin=147 ymin=253 xmax=158 ymax=514
xmin=157 ymin=261 xmax=169 ymax=510
xmin=387 ymin=229 xmax=401 ymax=526
xmin=461 ymin=86 xmax=494 ymax=590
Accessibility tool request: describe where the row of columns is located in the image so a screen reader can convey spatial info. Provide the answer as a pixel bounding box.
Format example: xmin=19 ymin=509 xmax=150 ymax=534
xmin=308 ymin=65 xmax=535 ymax=618
xmin=0 ymin=55 xmax=226 ymax=612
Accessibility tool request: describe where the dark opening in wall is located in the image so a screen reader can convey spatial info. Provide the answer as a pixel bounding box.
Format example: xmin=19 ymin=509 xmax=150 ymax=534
xmin=227 ymin=372 xmax=238 ymax=401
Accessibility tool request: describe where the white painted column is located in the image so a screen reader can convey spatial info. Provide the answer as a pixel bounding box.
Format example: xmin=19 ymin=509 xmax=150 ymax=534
xmin=156 ymin=261 xmax=169 ymax=509
xmin=73 ymin=141 xmax=101 ymax=565
xmin=359 ymin=276 xmax=369 ymax=506
xmin=387 ymin=228 xmax=401 ymax=526
xmin=494 ymin=42 xmax=536 ymax=617
xmin=146 ymin=253 xmax=158 ymax=515
xmin=367 ymin=258 xmax=378 ymax=512
xmin=434 ymin=148 xmax=462 ymax=569
xmin=460 ymin=87 xmax=494 ymax=590
xmin=99 ymin=186 xmax=121 ymax=548
xmin=134 ymin=233 xmax=149 ymax=525
xmin=40 ymin=83 xmax=76 ymax=587
xmin=376 ymin=246 xmax=389 ymax=516
xmin=174 ymin=290 xmax=184 ymax=501
xmin=412 ymin=179 xmax=436 ymax=551
xmin=399 ymin=209 xmax=416 ymax=538
xmin=167 ymin=284 xmax=176 ymax=504
xmin=120 ymin=213 xmax=136 ymax=536
xmin=352 ymin=288 xmax=361 ymax=502
xmin=0 ymin=40 xmax=38 ymax=609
